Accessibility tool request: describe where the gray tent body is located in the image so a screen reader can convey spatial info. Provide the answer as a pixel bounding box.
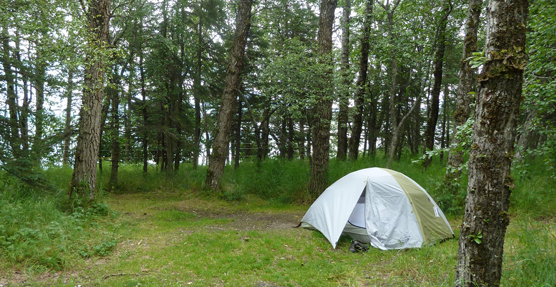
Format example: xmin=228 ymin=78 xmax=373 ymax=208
xmin=300 ymin=168 xmax=454 ymax=250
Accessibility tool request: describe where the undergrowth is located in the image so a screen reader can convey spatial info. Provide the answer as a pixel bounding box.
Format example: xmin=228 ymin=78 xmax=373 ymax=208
xmin=0 ymin=171 xmax=118 ymax=272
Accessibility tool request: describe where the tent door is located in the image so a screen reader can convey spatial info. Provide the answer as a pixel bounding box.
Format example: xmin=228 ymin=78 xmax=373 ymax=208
xmin=347 ymin=187 xmax=366 ymax=228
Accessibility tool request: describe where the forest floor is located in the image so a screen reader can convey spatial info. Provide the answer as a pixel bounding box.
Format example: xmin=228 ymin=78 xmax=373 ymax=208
xmin=1 ymin=191 xmax=554 ymax=286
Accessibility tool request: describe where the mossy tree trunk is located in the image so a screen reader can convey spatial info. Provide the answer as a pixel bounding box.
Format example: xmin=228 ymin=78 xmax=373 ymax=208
xmin=455 ymin=0 xmax=529 ymax=285
xmin=205 ymin=0 xmax=253 ymax=190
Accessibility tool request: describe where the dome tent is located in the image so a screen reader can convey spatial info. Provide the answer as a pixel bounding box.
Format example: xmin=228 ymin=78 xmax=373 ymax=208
xmin=300 ymin=168 xmax=454 ymax=250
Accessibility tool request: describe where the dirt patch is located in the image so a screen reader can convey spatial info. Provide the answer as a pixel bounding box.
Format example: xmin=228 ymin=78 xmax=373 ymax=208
xmin=172 ymin=203 xmax=305 ymax=231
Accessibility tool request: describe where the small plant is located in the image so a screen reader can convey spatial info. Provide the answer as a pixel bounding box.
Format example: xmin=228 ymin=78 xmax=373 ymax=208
xmin=468 ymin=231 xmax=483 ymax=244
xmin=466 ymin=51 xmax=487 ymax=69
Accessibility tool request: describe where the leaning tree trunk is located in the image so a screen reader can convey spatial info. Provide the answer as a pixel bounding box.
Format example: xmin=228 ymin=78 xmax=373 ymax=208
xmin=205 ymin=0 xmax=253 ymax=190
xmin=455 ymin=0 xmax=529 ymax=286
xmin=444 ymin=0 xmax=482 ymax=190
xmin=423 ymin=0 xmax=451 ymax=169
xmin=348 ymin=0 xmax=373 ymax=160
xmin=69 ymin=0 xmax=111 ymax=200
xmin=337 ymin=0 xmax=351 ymax=161
xmin=308 ymin=0 xmax=337 ymax=198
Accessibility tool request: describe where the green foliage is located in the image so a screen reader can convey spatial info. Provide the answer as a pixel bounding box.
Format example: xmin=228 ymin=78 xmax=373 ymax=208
xmin=225 ymin=159 xmax=310 ymax=203
xmin=503 ymin=217 xmax=556 ymax=286
xmin=519 ymin=0 xmax=556 ymax=178
xmin=511 ymin=158 xmax=556 ymax=219
xmin=466 ymin=51 xmax=486 ymax=69
xmin=467 ymin=231 xmax=482 ymax=244
xmin=0 ymin=172 xmax=117 ymax=271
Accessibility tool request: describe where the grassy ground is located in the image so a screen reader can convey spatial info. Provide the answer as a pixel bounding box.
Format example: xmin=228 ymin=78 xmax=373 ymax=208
xmin=1 ymin=156 xmax=555 ymax=286
xmin=1 ymin=189 xmax=554 ymax=286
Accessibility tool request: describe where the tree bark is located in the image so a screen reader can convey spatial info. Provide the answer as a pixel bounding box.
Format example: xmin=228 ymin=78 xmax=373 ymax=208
xmin=387 ymin=100 xmax=419 ymax=167
xmin=514 ymin=108 xmax=536 ymax=160
xmin=140 ymin=45 xmax=148 ymax=174
xmin=109 ymin=74 xmax=120 ymax=187
xmin=440 ymin=83 xmax=450 ymax=161
xmin=98 ymin=98 xmax=110 ymax=174
xmin=205 ymin=0 xmax=253 ymax=190
xmin=337 ymin=0 xmax=351 ymax=161
xmin=444 ymin=0 xmax=482 ymax=189
xmin=69 ymin=0 xmax=111 ymax=200
xmin=124 ymin=71 xmax=132 ymax=163
xmin=234 ymin=97 xmax=242 ymax=169
xmin=455 ymin=0 xmax=529 ymax=285
xmin=348 ymin=0 xmax=373 ymax=160
xmin=62 ymin=68 xmax=74 ymax=166
xmin=33 ymin=59 xmax=46 ymax=159
xmin=2 ymin=22 xmax=21 ymax=157
xmin=308 ymin=0 xmax=337 ymax=198
xmin=377 ymin=0 xmax=402 ymax=158
xmin=193 ymin=2 xmax=203 ymax=170
xmin=423 ymin=0 xmax=451 ymax=169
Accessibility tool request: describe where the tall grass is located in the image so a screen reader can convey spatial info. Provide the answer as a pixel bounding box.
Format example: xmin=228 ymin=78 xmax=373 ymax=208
xmin=503 ymin=217 xmax=556 ymax=286
xmin=0 ymin=170 xmax=117 ymax=272
xmin=511 ymin=158 xmax=556 ymax=219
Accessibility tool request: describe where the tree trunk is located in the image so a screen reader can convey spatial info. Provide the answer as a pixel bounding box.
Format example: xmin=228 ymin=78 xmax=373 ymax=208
xmin=348 ymin=0 xmax=373 ymax=161
xmin=514 ymin=108 xmax=536 ymax=160
xmin=62 ymin=68 xmax=74 ymax=166
xmin=261 ymin=110 xmax=270 ymax=160
xmin=205 ymin=0 xmax=253 ymax=190
xmin=309 ymin=0 xmax=337 ymax=197
xmin=234 ymin=97 xmax=242 ymax=169
xmin=164 ymin=98 xmax=174 ymax=174
xmin=98 ymin=99 xmax=110 ymax=174
xmin=140 ymin=47 xmax=148 ymax=173
xmin=124 ymin=73 xmax=132 ymax=163
xmin=21 ymin=72 xmax=30 ymax=153
xmin=423 ymin=0 xmax=451 ymax=169
xmin=440 ymin=83 xmax=449 ymax=161
xmin=69 ymin=0 xmax=111 ymax=200
xmin=109 ymin=74 xmax=120 ymax=187
xmin=2 ymin=23 xmax=21 ymax=157
xmin=337 ymin=0 xmax=351 ymax=161
xmin=444 ymin=0 xmax=482 ymax=189
xmin=299 ymin=116 xmax=306 ymax=160
xmin=33 ymin=59 xmax=46 ymax=159
xmin=287 ymin=114 xmax=294 ymax=160
xmin=387 ymin=95 xmax=419 ymax=168
xmin=455 ymin=0 xmax=529 ymax=285
xmin=193 ymin=5 xmax=203 ymax=170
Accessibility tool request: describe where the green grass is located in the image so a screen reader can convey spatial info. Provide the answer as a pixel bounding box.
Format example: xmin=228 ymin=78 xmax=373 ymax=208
xmin=0 ymin=176 xmax=118 ymax=273
xmin=1 ymin=154 xmax=555 ymax=286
